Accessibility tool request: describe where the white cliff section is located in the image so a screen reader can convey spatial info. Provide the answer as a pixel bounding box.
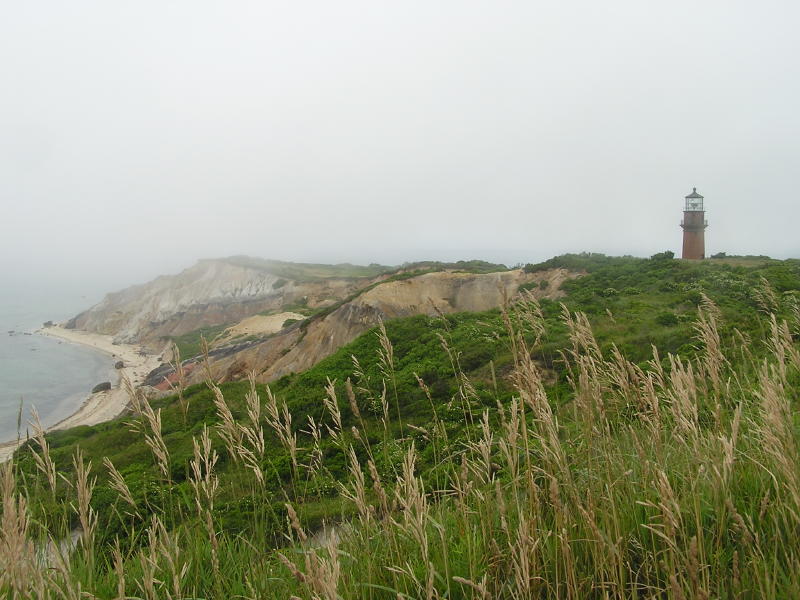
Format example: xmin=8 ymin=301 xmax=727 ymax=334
xmin=71 ymin=260 xmax=287 ymax=341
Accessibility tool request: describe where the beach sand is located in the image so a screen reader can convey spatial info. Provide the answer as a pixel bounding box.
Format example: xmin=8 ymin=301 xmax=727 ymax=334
xmin=0 ymin=326 xmax=162 ymax=463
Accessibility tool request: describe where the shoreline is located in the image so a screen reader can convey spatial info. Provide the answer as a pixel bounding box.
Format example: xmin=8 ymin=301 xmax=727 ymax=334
xmin=0 ymin=326 xmax=162 ymax=463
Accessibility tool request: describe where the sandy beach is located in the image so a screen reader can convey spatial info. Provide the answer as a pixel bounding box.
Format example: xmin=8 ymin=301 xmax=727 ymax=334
xmin=0 ymin=326 xmax=162 ymax=463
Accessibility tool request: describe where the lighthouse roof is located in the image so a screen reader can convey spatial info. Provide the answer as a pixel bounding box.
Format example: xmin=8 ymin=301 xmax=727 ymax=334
xmin=685 ymin=187 xmax=703 ymax=199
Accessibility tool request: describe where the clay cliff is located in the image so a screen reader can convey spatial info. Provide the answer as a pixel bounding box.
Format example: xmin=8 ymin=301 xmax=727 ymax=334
xmin=66 ymin=257 xmax=388 ymax=349
xmin=66 ymin=257 xmax=579 ymax=391
xmin=146 ymin=267 xmax=577 ymax=388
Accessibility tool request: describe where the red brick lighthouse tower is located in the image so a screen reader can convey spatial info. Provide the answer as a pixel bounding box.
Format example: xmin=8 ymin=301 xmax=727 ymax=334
xmin=681 ymin=188 xmax=707 ymax=259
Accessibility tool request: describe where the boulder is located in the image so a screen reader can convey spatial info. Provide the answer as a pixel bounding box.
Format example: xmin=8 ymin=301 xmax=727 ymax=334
xmin=114 ymin=360 xmax=125 ymax=369
xmin=91 ymin=382 xmax=112 ymax=393
xmin=43 ymin=321 xmax=54 ymax=328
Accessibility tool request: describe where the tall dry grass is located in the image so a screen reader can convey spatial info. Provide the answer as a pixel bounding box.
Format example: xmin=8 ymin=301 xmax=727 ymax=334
xmin=3 ymin=291 xmax=800 ymax=599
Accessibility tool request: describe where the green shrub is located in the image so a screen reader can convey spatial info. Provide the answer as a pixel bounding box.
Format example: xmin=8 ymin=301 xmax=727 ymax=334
xmin=650 ymin=250 xmax=675 ymax=261
xmin=655 ymin=311 xmax=679 ymax=326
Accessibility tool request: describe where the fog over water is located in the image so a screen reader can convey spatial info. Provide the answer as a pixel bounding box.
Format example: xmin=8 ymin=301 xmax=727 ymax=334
xmin=1 ymin=1 xmax=799 ymax=297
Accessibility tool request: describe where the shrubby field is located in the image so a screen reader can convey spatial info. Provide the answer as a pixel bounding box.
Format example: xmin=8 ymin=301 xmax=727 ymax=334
xmin=4 ymin=254 xmax=800 ymax=598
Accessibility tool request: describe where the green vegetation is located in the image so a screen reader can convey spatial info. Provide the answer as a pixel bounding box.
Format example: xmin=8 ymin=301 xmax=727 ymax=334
xmin=167 ymin=323 xmax=231 ymax=358
xmin=224 ymin=256 xmax=508 ymax=281
xmin=399 ymin=259 xmax=509 ymax=273
xmin=223 ymin=256 xmax=393 ymax=281
xmin=5 ymin=254 xmax=800 ymax=598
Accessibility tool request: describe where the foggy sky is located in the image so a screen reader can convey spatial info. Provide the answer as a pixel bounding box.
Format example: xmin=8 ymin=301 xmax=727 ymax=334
xmin=2 ymin=1 xmax=799 ymax=296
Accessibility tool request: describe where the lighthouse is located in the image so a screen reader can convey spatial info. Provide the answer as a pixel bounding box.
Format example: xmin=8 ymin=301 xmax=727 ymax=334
xmin=680 ymin=188 xmax=707 ymax=259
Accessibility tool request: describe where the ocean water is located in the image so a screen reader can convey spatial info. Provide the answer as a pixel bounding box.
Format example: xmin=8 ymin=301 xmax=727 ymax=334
xmin=0 ymin=288 xmax=116 ymax=443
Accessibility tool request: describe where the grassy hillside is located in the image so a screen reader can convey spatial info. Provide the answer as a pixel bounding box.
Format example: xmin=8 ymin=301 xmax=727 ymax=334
xmin=222 ymin=256 xmax=394 ymax=281
xmin=5 ymin=254 xmax=800 ymax=598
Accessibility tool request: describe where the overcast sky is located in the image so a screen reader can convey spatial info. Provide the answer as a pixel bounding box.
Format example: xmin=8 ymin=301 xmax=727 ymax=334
xmin=1 ymin=1 xmax=798 ymax=296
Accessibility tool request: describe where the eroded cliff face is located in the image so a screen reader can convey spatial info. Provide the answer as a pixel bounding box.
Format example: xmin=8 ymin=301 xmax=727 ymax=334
xmin=173 ymin=267 xmax=577 ymax=387
xmin=67 ymin=258 xmax=381 ymax=348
